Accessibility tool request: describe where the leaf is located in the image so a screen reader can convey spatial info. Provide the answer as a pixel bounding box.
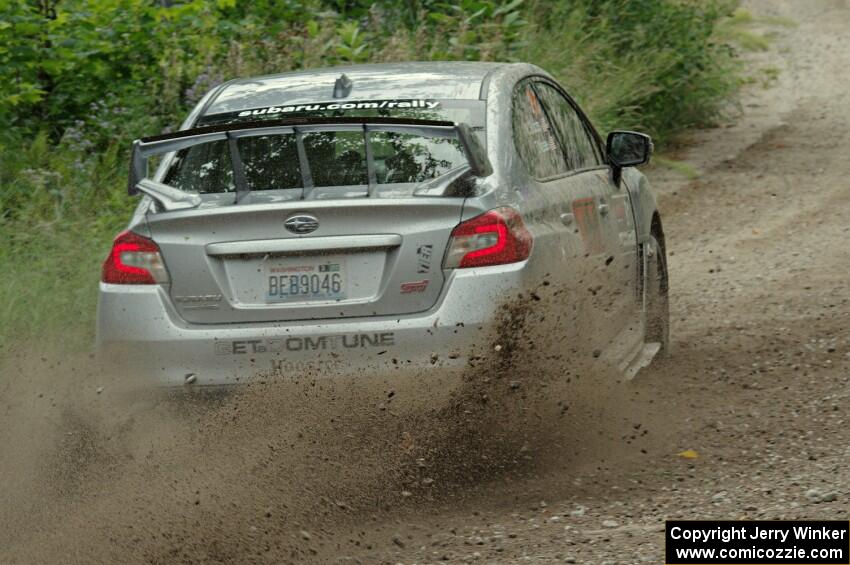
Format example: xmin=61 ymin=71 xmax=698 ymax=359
xmin=427 ymin=12 xmax=454 ymax=24
xmin=678 ymin=449 xmax=699 ymax=459
xmin=493 ymin=0 xmax=524 ymax=17
xmin=306 ymin=20 xmax=318 ymax=37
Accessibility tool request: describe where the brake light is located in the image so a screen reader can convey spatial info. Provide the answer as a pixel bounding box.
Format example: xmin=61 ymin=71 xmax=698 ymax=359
xmin=101 ymin=230 xmax=169 ymax=284
xmin=444 ymin=207 xmax=533 ymax=269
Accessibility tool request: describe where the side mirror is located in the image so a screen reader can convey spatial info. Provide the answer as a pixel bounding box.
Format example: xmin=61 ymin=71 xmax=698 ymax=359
xmin=606 ymin=130 xmax=653 ymax=168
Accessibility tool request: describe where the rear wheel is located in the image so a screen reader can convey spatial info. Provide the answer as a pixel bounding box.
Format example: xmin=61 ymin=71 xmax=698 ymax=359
xmin=644 ymin=233 xmax=670 ymax=355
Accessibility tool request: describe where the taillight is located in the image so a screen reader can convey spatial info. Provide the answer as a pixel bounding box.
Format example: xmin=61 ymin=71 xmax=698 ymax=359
xmin=444 ymin=207 xmax=533 ymax=269
xmin=101 ymin=230 xmax=169 ymax=284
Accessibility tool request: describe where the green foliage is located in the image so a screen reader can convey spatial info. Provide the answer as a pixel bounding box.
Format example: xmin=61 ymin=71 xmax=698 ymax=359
xmin=523 ymin=0 xmax=740 ymax=140
xmin=0 ymin=131 xmax=133 ymax=341
xmin=335 ymin=20 xmax=372 ymax=62
xmin=0 ymin=1 xmax=49 ymax=116
xmin=0 ymin=0 xmax=742 ymax=347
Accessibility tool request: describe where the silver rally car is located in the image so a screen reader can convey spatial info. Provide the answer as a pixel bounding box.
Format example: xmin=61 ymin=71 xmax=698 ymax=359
xmin=96 ymin=61 xmax=669 ymax=387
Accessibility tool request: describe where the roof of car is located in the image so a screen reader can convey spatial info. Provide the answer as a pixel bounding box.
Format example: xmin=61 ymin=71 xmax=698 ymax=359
xmin=202 ymin=61 xmax=511 ymax=116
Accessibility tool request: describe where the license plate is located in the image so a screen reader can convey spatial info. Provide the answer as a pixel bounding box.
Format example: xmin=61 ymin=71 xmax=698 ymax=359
xmin=264 ymin=257 xmax=346 ymax=303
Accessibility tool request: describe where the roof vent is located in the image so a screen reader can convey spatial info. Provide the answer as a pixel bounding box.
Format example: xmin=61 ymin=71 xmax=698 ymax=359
xmin=332 ymin=74 xmax=353 ymax=98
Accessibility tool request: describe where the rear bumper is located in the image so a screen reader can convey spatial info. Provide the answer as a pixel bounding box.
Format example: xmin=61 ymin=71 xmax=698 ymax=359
xmin=96 ymin=264 xmax=525 ymax=387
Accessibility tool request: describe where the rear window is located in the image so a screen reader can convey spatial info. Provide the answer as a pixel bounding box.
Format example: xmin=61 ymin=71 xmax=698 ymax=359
xmin=163 ymin=99 xmax=484 ymax=194
xmin=371 ymin=131 xmax=462 ymax=184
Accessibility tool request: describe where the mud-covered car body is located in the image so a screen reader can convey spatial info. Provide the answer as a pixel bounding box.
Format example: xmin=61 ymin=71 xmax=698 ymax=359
xmin=96 ymin=62 xmax=668 ymax=387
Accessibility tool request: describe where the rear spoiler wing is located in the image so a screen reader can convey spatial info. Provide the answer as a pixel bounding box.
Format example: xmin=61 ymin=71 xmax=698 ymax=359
xmin=128 ymin=116 xmax=492 ymax=208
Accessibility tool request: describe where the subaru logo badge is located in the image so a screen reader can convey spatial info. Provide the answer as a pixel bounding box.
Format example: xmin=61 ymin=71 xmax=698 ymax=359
xmin=284 ymin=214 xmax=319 ymax=234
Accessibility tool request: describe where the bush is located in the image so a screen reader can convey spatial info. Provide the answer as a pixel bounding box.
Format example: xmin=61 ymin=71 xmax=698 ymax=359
xmin=0 ymin=0 xmax=740 ymax=349
xmin=523 ymin=0 xmax=739 ymax=139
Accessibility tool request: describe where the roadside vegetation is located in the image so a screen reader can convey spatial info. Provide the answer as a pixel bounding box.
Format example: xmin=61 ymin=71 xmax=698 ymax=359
xmin=0 ymin=0 xmax=742 ymax=349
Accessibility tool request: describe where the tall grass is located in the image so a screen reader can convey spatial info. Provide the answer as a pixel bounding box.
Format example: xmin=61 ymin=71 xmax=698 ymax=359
xmin=0 ymin=135 xmax=133 ymax=347
xmin=522 ymin=0 xmax=740 ymax=138
xmin=0 ymin=0 xmax=742 ymax=352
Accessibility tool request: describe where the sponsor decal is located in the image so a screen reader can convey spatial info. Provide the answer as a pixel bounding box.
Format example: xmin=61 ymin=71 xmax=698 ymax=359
xmin=175 ymin=294 xmax=223 ymax=303
xmin=572 ymin=197 xmax=605 ymax=256
xmin=235 ymin=99 xmax=441 ymax=119
xmin=174 ymin=294 xmax=223 ymax=310
xmin=400 ymin=279 xmax=429 ymax=294
xmin=416 ymin=244 xmax=433 ymax=273
xmin=270 ymin=359 xmax=343 ymax=374
xmin=215 ymin=332 xmax=396 ymax=355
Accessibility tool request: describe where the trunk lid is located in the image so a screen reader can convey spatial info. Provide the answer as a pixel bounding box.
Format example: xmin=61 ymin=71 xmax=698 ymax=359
xmin=147 ymin=198 xmax=462 ymax=324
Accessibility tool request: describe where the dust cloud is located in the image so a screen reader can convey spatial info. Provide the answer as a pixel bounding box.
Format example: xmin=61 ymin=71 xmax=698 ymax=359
xmin=0 ymin=280 xmax=676 ymax=564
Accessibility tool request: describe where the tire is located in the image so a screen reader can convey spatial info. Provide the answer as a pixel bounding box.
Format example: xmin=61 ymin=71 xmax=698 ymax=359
xmin=644 ymin=233 xmax=670 ymax=355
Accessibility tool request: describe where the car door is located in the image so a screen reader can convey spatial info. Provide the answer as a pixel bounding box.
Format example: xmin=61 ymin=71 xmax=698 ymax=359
xmin=531 ymin=81 xmax=641 ymax=360
xmin=510 ymin=79 xmax=606 ymax=356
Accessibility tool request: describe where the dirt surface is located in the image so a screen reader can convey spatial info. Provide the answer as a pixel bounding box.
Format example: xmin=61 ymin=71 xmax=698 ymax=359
xmin=1 ymin=1 xmax=849 ymax=563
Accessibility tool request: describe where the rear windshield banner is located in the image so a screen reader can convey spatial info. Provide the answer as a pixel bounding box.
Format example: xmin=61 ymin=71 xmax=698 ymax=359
xmin=225 ymin=99 xmax=442 ymax=120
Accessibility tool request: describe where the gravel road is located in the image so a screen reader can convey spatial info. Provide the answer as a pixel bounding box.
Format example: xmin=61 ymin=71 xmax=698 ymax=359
xmin=1 ymin=1 xmax=847 ymax=563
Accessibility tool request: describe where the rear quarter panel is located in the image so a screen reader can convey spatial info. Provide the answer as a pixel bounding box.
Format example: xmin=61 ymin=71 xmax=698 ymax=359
xmin=621 ymin=167 xmax=659 ymax=247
